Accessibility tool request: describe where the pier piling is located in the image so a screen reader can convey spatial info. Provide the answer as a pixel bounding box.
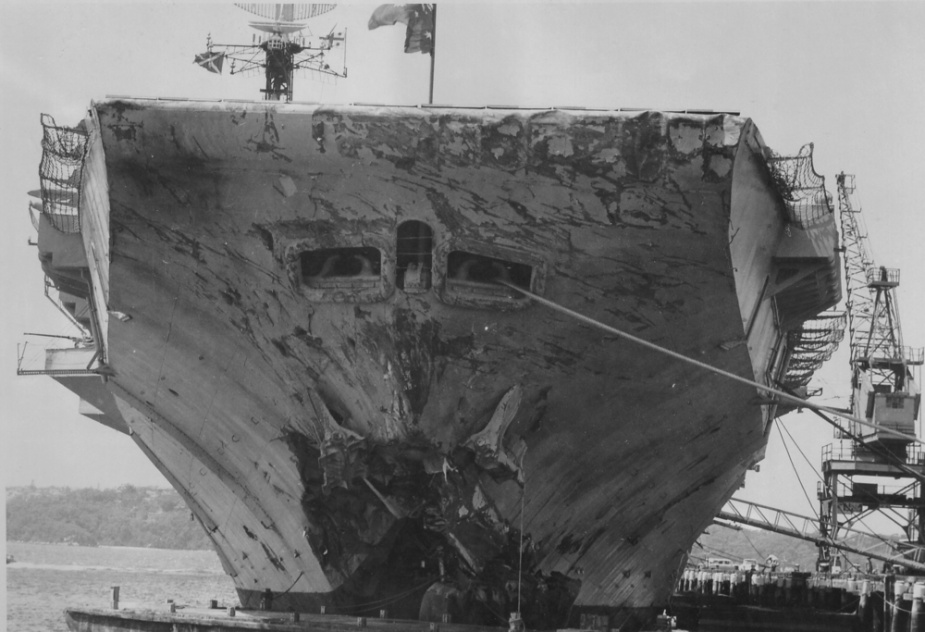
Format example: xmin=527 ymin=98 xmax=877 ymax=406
xmin=911 ymin=582 xmax=925 ymax=632
xmin=858 ymin=580 xmax=871 ymax=628
xmin=891 ymin=581 xmax=907 ymax=632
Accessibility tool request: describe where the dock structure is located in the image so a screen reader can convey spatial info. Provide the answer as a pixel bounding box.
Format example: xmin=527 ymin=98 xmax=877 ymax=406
xmin=676 ymin=569 xmax=925 ymax=631
xmin=65 ymin=606 xmax=507 ymax=632
xmin=65 ymin=606 xmax=683 ymax=632
xmin=68 ymin=576 xmax=925 ymax=632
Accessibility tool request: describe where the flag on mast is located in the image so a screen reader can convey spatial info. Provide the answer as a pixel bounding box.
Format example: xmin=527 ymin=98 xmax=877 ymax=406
xmin=368 ymin=4 xmax=434 ymax=54
xmin=368 ymin=4 xmax=411 ymax=29
xmin=194 ymin=51 xmax=225 ymax=74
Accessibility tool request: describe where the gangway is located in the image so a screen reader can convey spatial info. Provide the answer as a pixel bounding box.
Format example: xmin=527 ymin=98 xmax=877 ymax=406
xmin=718 ymin=497 xmax=925 ymax=573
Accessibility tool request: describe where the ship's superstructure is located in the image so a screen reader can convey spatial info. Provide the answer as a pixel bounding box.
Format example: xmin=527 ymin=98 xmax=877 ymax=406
xmin=194 ymin=4 xmax=346 ymax=102
xmin=23 ymin=99 xmax=841 ymax=630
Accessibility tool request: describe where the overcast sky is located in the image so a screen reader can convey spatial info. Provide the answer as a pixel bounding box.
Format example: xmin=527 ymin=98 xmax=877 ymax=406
xmin=1 ymin=2 xmax=924 ymax=543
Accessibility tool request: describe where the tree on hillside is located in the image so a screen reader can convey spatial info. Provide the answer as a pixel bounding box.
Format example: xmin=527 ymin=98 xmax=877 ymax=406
xmin=6 ymin=486 xmax=212 ymax=550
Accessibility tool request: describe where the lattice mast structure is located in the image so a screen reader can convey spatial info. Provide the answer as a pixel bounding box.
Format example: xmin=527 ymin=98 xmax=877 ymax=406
xmin=199 ymin=4 xmax=346 ymax=102
xmin=816 ymin=173 xmax=924 ymax=570
xmin=838 ymin=172 xmax=921 ymax=442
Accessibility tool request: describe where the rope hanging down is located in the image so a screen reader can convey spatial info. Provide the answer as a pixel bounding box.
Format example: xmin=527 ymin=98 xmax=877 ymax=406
xmin=499 ymin=281 xmax=921 ymax=445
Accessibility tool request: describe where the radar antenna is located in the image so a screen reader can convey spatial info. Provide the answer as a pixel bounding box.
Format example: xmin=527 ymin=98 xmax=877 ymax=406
xmin=194 ymin=3 xmax=347 ymax=101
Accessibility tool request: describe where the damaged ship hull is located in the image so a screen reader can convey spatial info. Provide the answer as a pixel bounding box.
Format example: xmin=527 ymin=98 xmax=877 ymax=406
xmin=32 ymin=100 xmax=841 ymax=630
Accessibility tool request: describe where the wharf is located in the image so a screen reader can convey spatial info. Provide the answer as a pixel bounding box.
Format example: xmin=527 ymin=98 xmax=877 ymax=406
xmin=674 ymin=569 xmax=925 ymax=631
xmin=693 ymin=605 xmax=859 ymax=631
xmin=63 ymin=607 xmax=682 ymax=632
xmin=65 ymin=607 xmax=504 ymax=632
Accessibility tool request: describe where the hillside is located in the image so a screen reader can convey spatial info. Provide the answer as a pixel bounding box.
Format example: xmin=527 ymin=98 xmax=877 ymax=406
xmin=6 ymin=485 xmax=212 ymax=550
xmin=694 ymin=522 xmax=901 ymax=573
xmin=694 ymin=524 xmax=819 ymax=570
xmin=7 ymin=486 xmax=902 ymax=567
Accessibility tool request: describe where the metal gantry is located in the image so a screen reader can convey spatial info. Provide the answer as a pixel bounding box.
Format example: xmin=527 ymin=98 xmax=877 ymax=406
xmin=719 ymin=498 xmax=925 ymax=573
xmin=816 ymin=173 xmax=924 ymax=570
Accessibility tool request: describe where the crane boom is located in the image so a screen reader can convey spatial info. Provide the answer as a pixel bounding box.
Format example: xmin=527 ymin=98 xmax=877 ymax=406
xmin=719 ymin=498 xmax=925 ymax=573
xmin=836 ymin=173 xmax=921 ymax=444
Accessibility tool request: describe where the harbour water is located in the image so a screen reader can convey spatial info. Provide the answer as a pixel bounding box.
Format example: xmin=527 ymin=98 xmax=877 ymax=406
xmin=6 ymin=540 xmax=858 ymax=631
xmin=5 ymin=541 xmax=237 ymax=632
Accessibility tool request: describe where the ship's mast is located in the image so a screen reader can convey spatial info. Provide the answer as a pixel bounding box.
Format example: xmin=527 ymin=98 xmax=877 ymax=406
xmin=196 ymin=4 xmax=346 ymax=101
xmin=816 ymin=173 xmax=924 ymax=571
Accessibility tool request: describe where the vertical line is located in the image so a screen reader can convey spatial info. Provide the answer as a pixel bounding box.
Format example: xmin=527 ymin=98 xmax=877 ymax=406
xmin=517 ymin=451 xmax=526 ymax=618
xmin=429 ymin=4 xmax=437 ymax=104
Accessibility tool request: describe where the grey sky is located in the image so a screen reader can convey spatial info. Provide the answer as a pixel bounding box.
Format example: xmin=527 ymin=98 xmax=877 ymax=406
xmin=1 ymin=2 xmax=923 ymax=533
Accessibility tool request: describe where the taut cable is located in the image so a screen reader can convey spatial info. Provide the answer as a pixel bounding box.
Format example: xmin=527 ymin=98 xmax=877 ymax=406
xmin=498 ymin=281 xmax=921 ymax=445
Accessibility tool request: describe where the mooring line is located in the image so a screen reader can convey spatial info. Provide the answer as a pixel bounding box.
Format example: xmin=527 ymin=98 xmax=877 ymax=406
xmin=281 ymin=571 xmax=305 ymax=594
xmin=516 ymin=450 xmax=527 ymax=620
xmin=499 ymin=281 xmax=922 ymax=445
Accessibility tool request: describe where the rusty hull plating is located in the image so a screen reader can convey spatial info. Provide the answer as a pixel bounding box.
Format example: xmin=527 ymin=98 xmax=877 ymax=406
xmin=34 ymin=99 xmax=841 ymax=630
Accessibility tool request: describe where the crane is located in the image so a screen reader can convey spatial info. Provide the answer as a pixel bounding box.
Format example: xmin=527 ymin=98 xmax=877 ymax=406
xmin=816 ymin=173 xmax=924 ymax=570
xmin=837 ymin=172 xmax=921 ymax=446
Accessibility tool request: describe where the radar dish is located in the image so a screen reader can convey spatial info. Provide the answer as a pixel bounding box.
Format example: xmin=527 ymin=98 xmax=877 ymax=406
xmin=235 ymin=4 xmax=336 ymax=22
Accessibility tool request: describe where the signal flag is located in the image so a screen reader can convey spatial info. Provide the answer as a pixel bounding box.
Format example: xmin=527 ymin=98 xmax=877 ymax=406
xmin=194 ymin=51 xmax=225 ymax=74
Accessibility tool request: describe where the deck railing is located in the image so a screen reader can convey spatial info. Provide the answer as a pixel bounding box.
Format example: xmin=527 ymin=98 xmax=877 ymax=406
xmin=16 ymin=341 xmax=100 ymax=377
xmin=822 ymin=442 xmax=925 ymax=466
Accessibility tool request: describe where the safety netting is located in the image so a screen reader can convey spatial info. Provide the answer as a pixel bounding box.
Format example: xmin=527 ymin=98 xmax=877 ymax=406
xmin=38 ymin=113 xmax=87 ymax=234
xmin=782 ymin=311 xmax=847 ymax=389
xmin=767 ymin=143 xmax=833 ymax=229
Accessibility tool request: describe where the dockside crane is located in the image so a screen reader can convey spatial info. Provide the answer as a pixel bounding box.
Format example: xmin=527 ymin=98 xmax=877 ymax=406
xmin=815 ymin=173 xmax=923 ymax=570
xmin=701 ymin=172 xmax=923 ymax=573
